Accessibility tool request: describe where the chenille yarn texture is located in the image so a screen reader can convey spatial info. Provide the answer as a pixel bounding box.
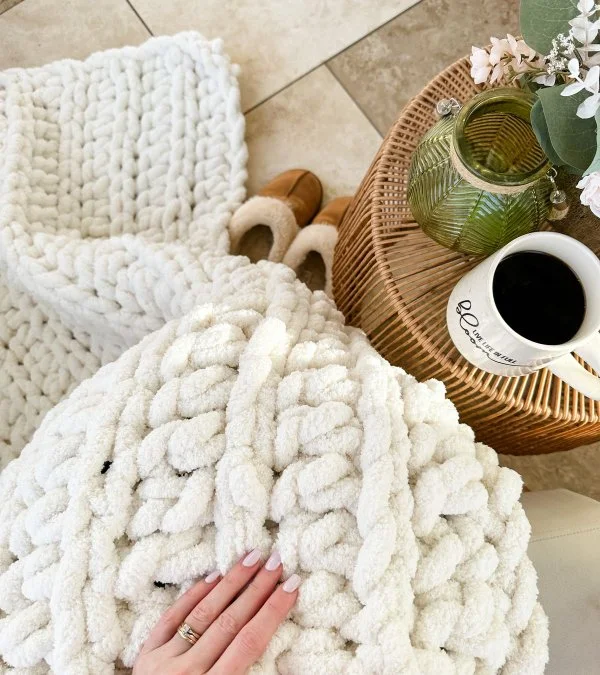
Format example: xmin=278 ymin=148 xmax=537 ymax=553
xmin=0 ymin=33 xmax=548 ymax=675
xmin=0 ymin=259 xmax=548 ymax=674
xmin=0 ymin=32 xmax=246 ymax=468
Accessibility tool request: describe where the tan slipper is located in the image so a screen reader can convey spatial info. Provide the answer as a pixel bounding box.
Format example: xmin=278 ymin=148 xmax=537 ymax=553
xmin=282 ymin=196 xmax=352 ymax=298
xmin=229 ymin=169 xmax=323 ymax=263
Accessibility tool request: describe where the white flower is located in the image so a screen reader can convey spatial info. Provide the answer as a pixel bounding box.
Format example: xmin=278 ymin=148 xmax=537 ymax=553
xmin=557 ymin=33 xmax=576 ymax=55
xmin=577 ymin=0 xmax=597 ymax=17
xmin=500 ymin=34 xmax=539 ymax=75
xmin=561 ymin=64 xmax=600 ymax=117
xmin=561 ymin=66 xmax=600 ymax=120
xmin=533 ymin=72 xmax=557 ymax=86
xmin=489 ymin=36 xmax=509 ymax=64
xmin=568 ymin=57 xmax=581 ymax=77
xmin=577 ymin=171 xmax=600 ymax=217
xmin=488 ymin=38 xmax=509 ymax=81
xmin=506 ymin=33 xmax=537 ymax=62
xmin=489 ymin=63 xmax=505 ymax=82
xmin=578 ymin=91 xmax=600 ymax=118
xmin=511 ymin=57 xmax=532 ymax=74
xmin=470 ymin=46 xmax=492 ymax=84
xmin=470 ymin=34 xmax=544 ymax=86
xmin=547 ymin=35 xmax=577 ymax=72
xmin=569 ymin=16 xmax=600 ymax=44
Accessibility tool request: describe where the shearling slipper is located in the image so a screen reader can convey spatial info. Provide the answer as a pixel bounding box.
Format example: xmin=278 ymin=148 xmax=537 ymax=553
xmin=229 ymin=196 xmax=299 ymax=263
xmin=282 ymin=223 xmax=338 ymax=297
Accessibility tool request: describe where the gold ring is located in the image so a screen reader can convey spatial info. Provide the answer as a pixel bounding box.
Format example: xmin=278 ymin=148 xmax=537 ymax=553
xmin=177 ymin=622 xmax=200 ymax=646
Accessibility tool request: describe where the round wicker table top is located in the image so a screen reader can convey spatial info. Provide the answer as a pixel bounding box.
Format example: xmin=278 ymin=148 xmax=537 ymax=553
xmin=333 ymin=56 xmax=600 ymax=456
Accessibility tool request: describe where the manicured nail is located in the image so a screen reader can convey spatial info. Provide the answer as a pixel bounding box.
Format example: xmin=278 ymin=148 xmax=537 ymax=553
xmin=242 ymin=548 xmax=261 ymax=567
xmin=205 ymin=571 xmax=220 ymax=584
xmin=265 ymin=550 xmax=281 ymax=572
xmin=282 ymin=574 xmax=301 ymax=593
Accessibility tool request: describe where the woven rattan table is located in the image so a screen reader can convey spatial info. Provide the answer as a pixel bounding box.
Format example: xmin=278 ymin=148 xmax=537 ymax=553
xmin=333 ymin=56 xmax=600 ymax=456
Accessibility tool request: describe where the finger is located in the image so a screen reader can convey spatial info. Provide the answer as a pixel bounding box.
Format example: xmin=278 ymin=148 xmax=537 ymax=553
xmin=141 ymin=571 xmax=221 ymax=654
xmin=166 ymin=548 xmax=263 ymax=656
xmin=209 ymin=574 xmax=301 ymax=675
xmin=189 ymin=551 xmax=283 ymax=671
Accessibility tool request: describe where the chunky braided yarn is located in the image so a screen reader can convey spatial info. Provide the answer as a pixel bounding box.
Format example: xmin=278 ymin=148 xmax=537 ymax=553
xmin=0 ymin=32 xmax=247 ymax=468
xmin=0 ymin=256 xmax=548 ymax=673
xmin=0 ymin=33 xmax=548 ymax=674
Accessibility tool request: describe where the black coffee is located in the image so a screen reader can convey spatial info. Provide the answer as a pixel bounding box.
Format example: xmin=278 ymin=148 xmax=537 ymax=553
xmin=492 ymin=251 xmax=586 ymax=345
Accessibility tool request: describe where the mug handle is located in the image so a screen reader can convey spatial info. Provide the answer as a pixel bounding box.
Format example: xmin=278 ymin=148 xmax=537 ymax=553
xmin=547 ymin=333 xmax=600 ymax=400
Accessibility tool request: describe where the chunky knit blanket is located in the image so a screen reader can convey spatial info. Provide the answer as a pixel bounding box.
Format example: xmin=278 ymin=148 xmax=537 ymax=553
xmin=0 ymin=32 xmax=246 ymax=468
xmin=0 ymin=34 xmax=548 ymax=674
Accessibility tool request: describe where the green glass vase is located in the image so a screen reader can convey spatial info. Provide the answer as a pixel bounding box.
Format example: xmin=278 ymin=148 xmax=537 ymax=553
xmin=407 ymin=89 xmax=552 ymax=256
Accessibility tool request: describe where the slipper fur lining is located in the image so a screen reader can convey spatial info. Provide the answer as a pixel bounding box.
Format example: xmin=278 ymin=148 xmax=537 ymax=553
xmin=229 ymin=196 xmax=299 ymax=262
xmin=282 ymin=223 xmax=338 ymax=297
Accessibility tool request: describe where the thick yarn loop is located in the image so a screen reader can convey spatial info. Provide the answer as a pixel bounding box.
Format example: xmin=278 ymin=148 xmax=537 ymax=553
xmin=0 ymin=34 xmax=547 ymax=674
xmin=0 ymin=33 xmax=247 ymax=468
xmin=0 ymin=258 xmax=548 ymax=673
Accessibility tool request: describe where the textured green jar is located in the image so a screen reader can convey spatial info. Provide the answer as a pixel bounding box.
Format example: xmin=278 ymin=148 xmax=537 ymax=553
xmin=407 ymin=89 xmax=552 ymax=256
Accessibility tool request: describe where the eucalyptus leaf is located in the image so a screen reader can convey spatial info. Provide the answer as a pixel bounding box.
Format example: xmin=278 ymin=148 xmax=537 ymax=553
xmin=584 ymin=111 xmax=600 ymax=175
xmin=520 ymin=0 xmax=578 ymax=54
xmin=537 ymin=84 xmax=597 ymax=173
xmin=530 ymin=98 xmax=565 ymax=167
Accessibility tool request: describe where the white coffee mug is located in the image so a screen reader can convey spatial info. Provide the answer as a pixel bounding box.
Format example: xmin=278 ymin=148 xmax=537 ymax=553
xmin=447 ymin=232 xmax=600 ymax=399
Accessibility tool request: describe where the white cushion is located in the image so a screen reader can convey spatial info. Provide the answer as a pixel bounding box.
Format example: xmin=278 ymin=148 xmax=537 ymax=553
xmin=522 ymin=489 xmax=600 ymax=674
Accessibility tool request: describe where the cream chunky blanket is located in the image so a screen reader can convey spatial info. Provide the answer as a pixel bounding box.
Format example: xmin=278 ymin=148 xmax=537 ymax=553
xmin=0 ymin=32 xmax=246 ymax=468
xmin=0 ymin=34 xmax=548 ymax=674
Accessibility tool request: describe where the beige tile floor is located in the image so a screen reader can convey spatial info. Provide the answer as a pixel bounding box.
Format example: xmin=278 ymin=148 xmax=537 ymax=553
xmin=329 ymin=0 xmax=521 ymax=134
xmin=0 ymin=0 xmax=521 ymax=201
xmin=246 ymin=67 xmax=381 ymax=202
xmin=133 ymin=0 xmax=422 ymax=111
xmin=0 ymin=0 xmax=597 ymax=497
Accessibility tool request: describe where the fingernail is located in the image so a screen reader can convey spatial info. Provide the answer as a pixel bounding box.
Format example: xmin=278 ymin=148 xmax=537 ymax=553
xmin=205 ymin=571 xmax=220 ymax=584
xmin=282 ymin=574 xmax=301 ymax=593
xmin=265 ymin=550 xmax=281 ymax=572
xmin=242 ymin=548 xmax=261 ymax=567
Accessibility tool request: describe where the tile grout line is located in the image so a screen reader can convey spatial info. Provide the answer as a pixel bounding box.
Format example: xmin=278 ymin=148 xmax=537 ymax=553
xmin=244 ymin=61 xmax=325 ymax=115
xmin=125 ymin=0 xmax=154 ymax=36
xmin=324 ymin=0 xmax=423 ymax=65
xmin=325 ymin=63 xmax=384 ymax=138
xmin=245 ymin=0 xmax=423 ymax=115
xmin=0 ymin=0 xmax=24 ymax=18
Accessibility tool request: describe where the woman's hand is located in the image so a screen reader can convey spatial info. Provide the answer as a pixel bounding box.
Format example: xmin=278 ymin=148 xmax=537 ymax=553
xmin=134 ymin=549 xmax=300 ymax=675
